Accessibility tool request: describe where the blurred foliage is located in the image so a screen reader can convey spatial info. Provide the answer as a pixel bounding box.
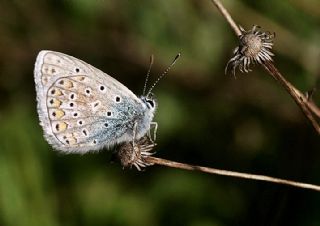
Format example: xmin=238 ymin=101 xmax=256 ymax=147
xmin=0 ymin=0 xmax=320 ymax=226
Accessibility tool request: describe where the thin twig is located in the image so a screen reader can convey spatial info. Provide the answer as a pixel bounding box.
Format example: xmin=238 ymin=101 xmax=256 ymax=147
xmin=146 ymin=156 xmax=320 ymax=192
xmin=210 ymin=0 xmax=320 ymax=134
xmin=121 ymin=0 xmax=320 ymax=194
xmin=263 ymin=61 xmax=320 ymax=133
xmin=210 ymin=0 xmax=241 ymax=36
xmin=307 ymin=101 xmax=320 ymax=118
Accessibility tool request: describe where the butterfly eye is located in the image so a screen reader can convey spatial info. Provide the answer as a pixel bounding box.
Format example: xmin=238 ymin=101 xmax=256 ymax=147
xmin=146 ymin=99 xmax=155 ymax=108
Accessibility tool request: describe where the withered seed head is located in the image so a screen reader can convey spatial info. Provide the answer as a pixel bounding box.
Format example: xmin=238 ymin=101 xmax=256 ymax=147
xmin=117 ymin=136 xmax=156 ymax=171
xmin=241 ymin=33 xmax=263 ymax=57
xmin=226 ymin=25 xmax=275 ymax=75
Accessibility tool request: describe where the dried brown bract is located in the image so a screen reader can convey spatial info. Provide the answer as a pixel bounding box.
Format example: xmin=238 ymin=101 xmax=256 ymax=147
xmin=117 ymin=136 xmax=156 ymax=171
xmin=226 ymin=25 xmax=275 ymax=75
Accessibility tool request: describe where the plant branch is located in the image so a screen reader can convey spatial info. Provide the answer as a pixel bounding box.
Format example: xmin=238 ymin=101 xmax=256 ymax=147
xmin=210 ymin=0 xmax=241 ymax=36
xmin=146 ymin=156 xmax=320 ymax=192
xmin=119 ymin=0 xmax=320 ymax=194
xmin=210 ymin=0 xmax=320 ymax=134
xmin=262 ymin=61 xmax=320 ymax=133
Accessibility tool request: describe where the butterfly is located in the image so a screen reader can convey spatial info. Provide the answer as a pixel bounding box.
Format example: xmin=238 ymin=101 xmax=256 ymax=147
xmin=34 ymin=50 xmax=179 ymax=157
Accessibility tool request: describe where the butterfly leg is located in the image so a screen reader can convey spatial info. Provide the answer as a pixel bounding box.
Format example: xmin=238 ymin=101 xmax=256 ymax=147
xmin=148 ymin=122 xmax=158 ymax=143
xmin=129 ymin=121 xmax=140 ymax=167
xmin=132 ymin=121 xmax=138 ymax=148
xmin=134 ymin=122 xmax=152 ymax=167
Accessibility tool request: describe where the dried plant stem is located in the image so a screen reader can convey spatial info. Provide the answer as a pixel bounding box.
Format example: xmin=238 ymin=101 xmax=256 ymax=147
xmin=210 ymin=0 xmax=241 ymax=36
xmin=146 ymin=156 xmax=320 ymax=192
xmin=308 ymin=101 xmax=320 ymax=118
xmin=263 ymin=61 xmax=320 ymax=133
xmin=210 ymin=0 xmax=320 ymax=134
xmin=126 ymin=0 xmax=320 ymax=193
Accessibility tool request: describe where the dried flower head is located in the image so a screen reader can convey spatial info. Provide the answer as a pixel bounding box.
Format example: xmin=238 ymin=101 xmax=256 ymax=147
xmin=225 ymin=25 xmax=275 ymax=75
xmin=117 ymin=136 xmax=156 ymax=171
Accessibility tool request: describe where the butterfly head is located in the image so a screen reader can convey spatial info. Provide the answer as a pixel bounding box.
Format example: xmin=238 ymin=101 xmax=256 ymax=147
xmin=140 ymin=94 xmax=157 ymax=110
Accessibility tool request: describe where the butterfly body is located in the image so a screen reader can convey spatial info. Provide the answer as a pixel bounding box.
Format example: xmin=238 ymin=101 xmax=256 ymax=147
xmin=34 ymin=50 xmax=156 ymax=153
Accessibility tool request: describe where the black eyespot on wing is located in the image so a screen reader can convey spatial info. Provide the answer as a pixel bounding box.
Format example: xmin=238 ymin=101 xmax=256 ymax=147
xmin=115 ymin=96 xmax=121 ymax=102
xmin=85 ymin=88 xmax=91 ymax=95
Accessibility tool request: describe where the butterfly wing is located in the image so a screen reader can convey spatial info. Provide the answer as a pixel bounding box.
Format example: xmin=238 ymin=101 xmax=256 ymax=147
xmin=34 ymin=50 xmax=143 ymax=153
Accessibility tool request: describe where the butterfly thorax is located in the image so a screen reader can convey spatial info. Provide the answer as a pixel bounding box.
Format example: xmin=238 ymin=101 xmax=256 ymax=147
xmin=134 ymin=95 xmax=157 ymax=137
xmin=117 ymin=95 xmax=157 ymax=141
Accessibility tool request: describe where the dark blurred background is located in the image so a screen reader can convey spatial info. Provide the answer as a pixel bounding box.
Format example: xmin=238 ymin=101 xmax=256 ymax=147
xmin=0 ymin=0 xmax=320 ymax=226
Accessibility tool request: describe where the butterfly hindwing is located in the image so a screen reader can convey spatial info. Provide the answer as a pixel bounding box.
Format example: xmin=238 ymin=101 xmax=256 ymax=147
xmin=34 ymin=50 xmax=142 ymax=153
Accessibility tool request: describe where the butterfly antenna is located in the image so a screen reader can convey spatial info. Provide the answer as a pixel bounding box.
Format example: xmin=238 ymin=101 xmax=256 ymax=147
xmin=142 ymin=54 xmax=154 ymax=96
xmin=146 ymin=53 xmax=181 ymax=97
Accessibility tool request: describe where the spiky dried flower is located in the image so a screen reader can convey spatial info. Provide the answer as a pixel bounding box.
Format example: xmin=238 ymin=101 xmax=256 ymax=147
xmin=226 ymin=25 xmax=275 ymax=75
xmin=117 ymin=136 xmax=156 ymax=171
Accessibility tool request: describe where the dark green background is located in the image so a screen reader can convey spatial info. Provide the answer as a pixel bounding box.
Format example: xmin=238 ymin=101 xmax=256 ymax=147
xmin=0 ymin=0 xmax=320 ymax=225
